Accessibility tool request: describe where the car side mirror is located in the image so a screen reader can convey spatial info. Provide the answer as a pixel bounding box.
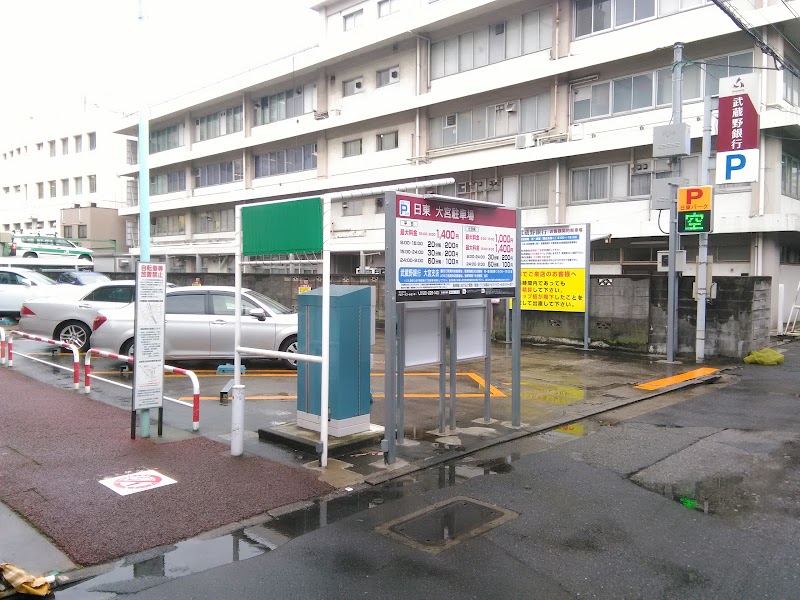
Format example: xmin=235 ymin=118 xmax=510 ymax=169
xmin=249 ymin=308 xmax=267 ymax=321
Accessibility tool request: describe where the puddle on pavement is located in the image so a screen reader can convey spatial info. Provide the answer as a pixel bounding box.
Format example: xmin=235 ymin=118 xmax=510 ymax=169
xmin=636 ymin=474 xmax=753 ymax=517
xmin=54 ymin=417 xmax=596 ymax=596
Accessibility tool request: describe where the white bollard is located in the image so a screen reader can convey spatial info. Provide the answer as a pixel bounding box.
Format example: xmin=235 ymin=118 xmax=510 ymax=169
xmin=231 ymin=384 xmax=245 ymax=457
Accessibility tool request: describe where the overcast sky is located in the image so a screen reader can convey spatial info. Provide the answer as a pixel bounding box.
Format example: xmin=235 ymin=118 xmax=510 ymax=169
xmin=0 ymin=0 xmax=319 ymax=134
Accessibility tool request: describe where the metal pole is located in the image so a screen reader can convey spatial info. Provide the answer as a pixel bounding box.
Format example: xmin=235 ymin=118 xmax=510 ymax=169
xmin=697 ymin=93 xmax=715 ymax=363
xmin=397 ymin=303 xmax=405 ymax=444
xmin=137 ymin=0 xmax=151 ymax=438
xmin=231 ymin=384 xmax=245 ymax=456
xmin=438 ymin=302 xmax=446 ymax=434
xmin=384 ymin=192 xmax=398 ymax=464
xmin=512 ymin=210 xmax=522 ymax=426
xmin=505 ymin=299 xmax=511 ymax=343
xmin=584 ymin=223 xmax=591 ymax=350
xmin=667 ymin=42 xmax=684 ymax=363
xmin=449 ymin=301 xmax=458 ymax=432
xmin=320 ymin=196 xmax=332 ymax=467
xmin=234 ymin=206 xmax=242 ymax=388
xmin=483 ymin=299 xmax=492 ymax=422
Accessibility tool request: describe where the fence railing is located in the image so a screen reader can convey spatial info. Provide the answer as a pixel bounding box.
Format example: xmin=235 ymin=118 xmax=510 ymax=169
xmin=6 ymin=331 xmax=80 ymax=389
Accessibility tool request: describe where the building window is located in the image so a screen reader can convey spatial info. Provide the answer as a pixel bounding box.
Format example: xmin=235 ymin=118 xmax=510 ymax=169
xmin=376 ymin=131 xmax=398 ymax=151
xmin=195 ymin=106 xmax=243 ymax=142
xmin=88 ymin=175 xmax=97 ymax=193
xmin=49 ymin=140 xmax=56 ymax=157
xmin=61 ymin=138 xmax=69 ymax=155
xmin=430 ymin=8 xmax=552 ymax=80
xmin=194 ymin=159 xmax=244 ymax=188
xmin=127 ymin=179 xmax=139 ymax=206
xmin=126 ymin=140 xmax=138 ymax=165
xmin=378 ymin=0 xmax=396 ymax=17
xmin=430 ymin=93 xmax=550 ymax=149
xmin=254 ymin=85 xmax=311 ymax=126
xmin=575 ymin=0 xmax=702 ymax=38
xmin=88 ymin=132 xmax=97 ymax=150
xmin=152 ymin=214 xmax=185 ymax=236
xmin=376 ymin=197 xmax=385 ymax=214
xmin=573 ymin=51 xmax=752 ymax=121
xmin=78 ymin=225 xmax=88 ymax=239
xmin=63 ymin=225 xmax=73 ymax=238
xmin=343 ymin=8 xmax=363 ymax=31
xmin=49 ymin=181 xmax=56 ymax=198
xmin=342 ymin=199 xmax=363 ymax=216
xmin=343 ymin=139 xmax=363 ymax=157
xmin=343 ymin=77 xmax=364 ymax=97
xmin=782 ymin=153 xmax=800 ymax=199
xmin=13 ymin=185 xmax=19 ymax=193
xmin=571 ymin=163 xmax=652 ymax=204
xmin=149 ymin=124 xmax=184 ymax=153
xmin=2 ymin=187 xmax=8 ymax=194
xmin=61 ymin=179 xmax=69 ymax=196
xmin=195 ymin=208 xmax=234 ymax=233
xmin=377 ymin=66 xmax=400 ymax=87
xmin=37 ymin=182 xmax=44 ymax=199
xmin=254 ymin=143 xmax=317 ymax=178
xmin=74 ymin=135 xmax=82 ymax=153
xmin=36 ymin=142 xmax=43 ymax=152
xmin=784 ymin=70 xmax=800 ymax=107
xmin=74 ymin=177 xmax=83 ymax=195
xmin=520 ymin=172 xmax=550 ymax=207
xmin=150 ymin=170 xmax=186 ymax=195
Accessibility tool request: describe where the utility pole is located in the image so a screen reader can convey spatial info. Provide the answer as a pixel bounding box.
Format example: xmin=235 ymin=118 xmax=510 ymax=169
xmin=697 ymin=94 xmax=717 ymax=363
xmin=666 ymin=42 xmax=684 ymax=363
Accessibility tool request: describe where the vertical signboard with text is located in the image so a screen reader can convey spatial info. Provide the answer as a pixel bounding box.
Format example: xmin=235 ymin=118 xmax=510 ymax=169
xmin=133 ymin=262 xmax=167 ymax=411
xmin=394 ymin=193 xmax=516 ymax=301
xmin=519 ymin=224 xmax=589 ymax=312
xmin=678 ymin=186 xmax=713 ymax=233
xmin=716 ymin=73 xmax=760 ymax=184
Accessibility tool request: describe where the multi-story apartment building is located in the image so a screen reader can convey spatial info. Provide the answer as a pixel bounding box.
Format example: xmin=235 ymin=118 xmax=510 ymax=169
xmin=0 ymin=110 xmax=129 ymax=254
xmin=115 ymin=0 xmax=800 ymax=326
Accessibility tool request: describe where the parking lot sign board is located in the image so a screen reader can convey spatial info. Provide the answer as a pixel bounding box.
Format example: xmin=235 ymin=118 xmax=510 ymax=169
xmin=393 ymin=193 xmax=516 ymax=302
xmin=715 ymin=74 xmax=760 ymax=184
xmin=133 ymin=262 xmax=167 ymax=410
xmin=678 ymin=186 xmax=713 ymax=234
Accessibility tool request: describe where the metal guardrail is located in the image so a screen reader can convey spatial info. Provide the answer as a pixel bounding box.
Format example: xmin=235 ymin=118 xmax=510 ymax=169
xmin=6 ymin=331 xmax=80 ymax=389
xmin=84 ymin=349 xmax=201 ymax=431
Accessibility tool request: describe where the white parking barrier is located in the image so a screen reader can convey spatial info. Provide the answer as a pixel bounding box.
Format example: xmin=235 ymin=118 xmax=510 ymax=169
xmin=0 ymin=327 xmax=6 ymax=365
xmin=7 ymin=331 xmax=80 ymax=389
xmin=84 ymin=349 xmax=201 ymax=431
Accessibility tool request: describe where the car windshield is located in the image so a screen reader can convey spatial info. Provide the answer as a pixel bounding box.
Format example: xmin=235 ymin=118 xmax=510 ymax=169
xmin=246 ymin=290 xmax=293 ymax=315
xmin=76 ymin=272 xmax=110 ymax=283
xmin=22 ymin=271 xmax=57 ymax=285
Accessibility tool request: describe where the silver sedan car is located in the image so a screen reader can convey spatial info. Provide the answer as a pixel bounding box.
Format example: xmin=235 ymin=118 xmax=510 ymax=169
xmin=18 ymin=280 xmax=136 ymax=351
xmin=91 ymin=286 xmax=299 ymax=368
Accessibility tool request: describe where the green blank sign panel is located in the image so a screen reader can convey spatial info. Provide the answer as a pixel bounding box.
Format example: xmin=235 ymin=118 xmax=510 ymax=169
xmin=241 ymin=197 xmax=323 ymax=256
xmin=678 ymin=210 xmax=712 ymax=234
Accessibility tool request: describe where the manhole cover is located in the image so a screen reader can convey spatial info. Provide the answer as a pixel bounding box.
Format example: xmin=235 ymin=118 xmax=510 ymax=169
xmin=376 ymin=496 xmax=517 ymax=553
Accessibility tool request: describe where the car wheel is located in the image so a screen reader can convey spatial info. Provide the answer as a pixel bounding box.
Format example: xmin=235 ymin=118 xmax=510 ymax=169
xmin=279 ymin=335 xmax=298 ymax=370
xmin=78 ymin=254 xmax=92 ymax=261
xmin=120 ymin=338 xmax=135 ymax=359
xmin=23 ymin=252 xmax=37 ymax=258
xmin=54 ymin=321 xmax=91 ymax=352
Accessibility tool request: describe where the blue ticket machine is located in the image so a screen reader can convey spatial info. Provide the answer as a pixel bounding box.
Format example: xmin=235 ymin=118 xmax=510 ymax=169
xmin=296 ymin=285 xmax=373 ymax=436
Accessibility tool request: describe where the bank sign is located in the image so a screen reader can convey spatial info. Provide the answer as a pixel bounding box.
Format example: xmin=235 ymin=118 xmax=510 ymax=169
xmin=394 ymin=193 xmax=516 ymax=301
xmin=716 ymin=73 xmax=760 ymax=184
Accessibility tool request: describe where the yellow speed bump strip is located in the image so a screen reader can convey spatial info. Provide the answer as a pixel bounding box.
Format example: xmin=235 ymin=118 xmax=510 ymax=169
xmin=635 ymin=367 xmax=719 ymax=391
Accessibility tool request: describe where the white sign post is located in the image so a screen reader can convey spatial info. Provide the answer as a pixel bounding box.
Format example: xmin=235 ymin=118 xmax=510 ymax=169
xmin=132 ymin=262 xmax=167 ymax=438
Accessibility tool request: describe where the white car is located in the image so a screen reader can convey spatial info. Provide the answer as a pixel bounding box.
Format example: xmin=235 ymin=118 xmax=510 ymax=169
xmin=91 ymin=286 xmax=299 ymax=368
xmin=18 ymin=280 xmax=136 ymax=351
xmin=0 ymin=267 xmax=60 ymax=318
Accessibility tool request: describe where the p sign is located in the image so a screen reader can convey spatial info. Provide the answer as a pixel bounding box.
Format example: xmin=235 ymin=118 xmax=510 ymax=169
xmin=678 ymin=186 xmax=713 ymax=234
xmin=716 ymin=149 xmax=759 ymax=184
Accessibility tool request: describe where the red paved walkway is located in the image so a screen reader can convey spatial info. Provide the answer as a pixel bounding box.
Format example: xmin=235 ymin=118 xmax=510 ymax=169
xmin=0 ymin=367 xmax=331 ymax=565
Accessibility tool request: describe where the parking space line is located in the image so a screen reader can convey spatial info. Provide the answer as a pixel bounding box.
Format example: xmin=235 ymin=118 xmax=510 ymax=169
xmin=634 ymin=367 xmax=719 ymax=390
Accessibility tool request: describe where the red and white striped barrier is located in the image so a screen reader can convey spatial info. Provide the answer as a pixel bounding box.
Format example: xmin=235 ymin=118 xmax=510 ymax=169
xmin=0 ymin=327 xmax=6 ymax=365
xmin=7 ymin=331 xmax=80 ymax=389
xmin=84 ymin=349 xmax=200 ymax=431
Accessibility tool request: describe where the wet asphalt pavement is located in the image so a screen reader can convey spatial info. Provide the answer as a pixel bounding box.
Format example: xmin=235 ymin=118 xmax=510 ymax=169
xmin=2 ymin=332 xmax=800 ymax=598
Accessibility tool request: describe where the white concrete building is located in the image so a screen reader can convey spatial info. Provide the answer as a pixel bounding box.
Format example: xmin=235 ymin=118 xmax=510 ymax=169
xmin=0 ymin=109 xmax=129 ymax=248
xmin=115 ymin=0 xmax=800 ymax=325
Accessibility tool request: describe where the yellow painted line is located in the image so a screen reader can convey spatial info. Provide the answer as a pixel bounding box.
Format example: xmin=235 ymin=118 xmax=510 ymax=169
xmin=635 ymin=367 xmax=719 ymax=391
xmin=184 ymin=391 xmax=505 ymax=402
xmin=464 ymin=372 xmax=507 ymax=397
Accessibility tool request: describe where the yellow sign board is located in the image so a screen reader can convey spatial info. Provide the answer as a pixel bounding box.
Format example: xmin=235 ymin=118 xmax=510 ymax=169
xmin=519 ymin=268 xmax=586 ymax=312
xmin=298 ymin=286 xmax=312 ymax=294
xmin=678 ymin=185 xmax=713 ymax=212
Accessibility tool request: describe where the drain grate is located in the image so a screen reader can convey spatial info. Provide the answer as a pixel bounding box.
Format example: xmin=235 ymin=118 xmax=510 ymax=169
xmin=376 ymin=496 xmax=517 ymax=553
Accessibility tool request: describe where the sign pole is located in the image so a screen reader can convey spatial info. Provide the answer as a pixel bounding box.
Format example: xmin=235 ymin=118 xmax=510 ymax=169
xmin=483 ymin=298 xmax=492 ymax=422
xmin=384 ymin=191 xmax=398 ymax=464
xmin=512 ymin=209 xmax=521 ymax=427
xmin=438 ymin=303 xmax=447 ymax=434
xmin=397 ymin=304 xmax=406 ymax=445
xmin=667 ymin=42 xmax=684 ymax=363
xmin=584 ymin=223 xmax=591 ymax=350
xmin=449 ymin=301 xmax=458 ymax=432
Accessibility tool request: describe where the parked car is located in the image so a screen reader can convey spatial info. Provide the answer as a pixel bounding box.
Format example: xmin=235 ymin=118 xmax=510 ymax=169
xmin=10 ymin=235 xmax=93 ymax=261
xmin=56 ymin=271 xmax=112 ymax=286
xmin=0 ymin=267 xmax=60 ymax=318
xmin=91 ymin=286 xmax=299 ymax=368
xmin=18 ymin=280 xmax=136 ymax=351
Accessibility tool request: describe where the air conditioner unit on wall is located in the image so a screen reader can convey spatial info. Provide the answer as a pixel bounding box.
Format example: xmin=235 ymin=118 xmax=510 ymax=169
xmin=515 ymin=132 xmax=537 ymax=149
